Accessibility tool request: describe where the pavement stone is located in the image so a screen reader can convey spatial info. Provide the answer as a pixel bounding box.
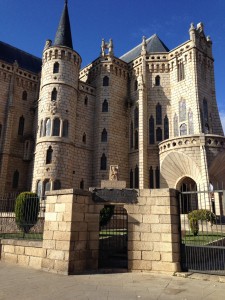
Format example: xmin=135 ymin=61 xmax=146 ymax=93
xmin=0 ymin=262 xmax=225 ymax=300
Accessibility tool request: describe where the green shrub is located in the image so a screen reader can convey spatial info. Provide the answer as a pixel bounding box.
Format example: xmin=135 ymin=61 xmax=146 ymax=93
xmin=100 ymin=205 xmax=114 ymax=227
xmin=189 ymin=217 xmax=199 ymax=236
xmin=188 ymin=209 xmax=216 ymax=236
xmin=15 ymin=192 xmax=40 ymax=233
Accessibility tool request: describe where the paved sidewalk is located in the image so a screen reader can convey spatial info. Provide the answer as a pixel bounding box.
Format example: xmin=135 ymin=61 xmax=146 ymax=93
xmin=0 ymin=262 xmax=225 ymax=300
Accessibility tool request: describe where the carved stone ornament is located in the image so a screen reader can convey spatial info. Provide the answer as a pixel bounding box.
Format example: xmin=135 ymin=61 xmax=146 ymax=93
xmin=44 ymin=39 xmax=52 ymax=51
xmin=49 ymin=101 xmax=58 ymax=115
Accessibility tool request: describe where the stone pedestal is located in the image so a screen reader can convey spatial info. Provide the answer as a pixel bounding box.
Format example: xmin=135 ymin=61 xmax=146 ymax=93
xmin=101 ymin=180 xmax=126 ymax=189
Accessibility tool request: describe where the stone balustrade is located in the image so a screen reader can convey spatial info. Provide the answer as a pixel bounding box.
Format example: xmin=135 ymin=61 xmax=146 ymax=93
xmin=159 ymin=134 xmax=225 ymax=155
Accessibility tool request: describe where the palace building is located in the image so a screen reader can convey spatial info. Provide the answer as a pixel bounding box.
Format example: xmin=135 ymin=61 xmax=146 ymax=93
xmin=0 ymin=1 xmax=224 ymax=195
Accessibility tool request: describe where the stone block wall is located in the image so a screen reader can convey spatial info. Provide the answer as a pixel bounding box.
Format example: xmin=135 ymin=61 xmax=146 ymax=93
xmin=0 ymin=239 xmax=44 ymax=269
xmin=0 ymin=188 xmax=181 ymax=274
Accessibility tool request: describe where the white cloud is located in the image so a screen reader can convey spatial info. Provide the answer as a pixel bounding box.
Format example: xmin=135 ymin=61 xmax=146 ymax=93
xmin=219 ymin=111 xmax=225 ymax=134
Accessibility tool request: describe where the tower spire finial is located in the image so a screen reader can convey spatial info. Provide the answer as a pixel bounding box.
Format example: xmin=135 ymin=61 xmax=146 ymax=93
xmin=54 ymin=0 xmax=73 ymax=49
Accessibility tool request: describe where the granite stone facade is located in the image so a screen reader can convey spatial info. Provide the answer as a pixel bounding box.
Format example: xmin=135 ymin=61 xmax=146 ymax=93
xmin=0 ymin=3 xmax=224 ymax=195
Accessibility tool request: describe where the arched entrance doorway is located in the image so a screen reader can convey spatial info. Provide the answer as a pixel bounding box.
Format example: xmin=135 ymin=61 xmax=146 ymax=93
xmin=177 ymin=176 xmax=198 ymax=214
xmin=98 ymin=205 xmax=128 ymax=269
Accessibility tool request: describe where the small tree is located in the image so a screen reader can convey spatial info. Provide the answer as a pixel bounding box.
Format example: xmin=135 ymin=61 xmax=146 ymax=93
xmin=100 ymin=206 xmax=114 ymax=227
xmin=15 ymin=192 xmax=40 ymax=234
xmin=188 ymin=209 xmax=216 ymax=236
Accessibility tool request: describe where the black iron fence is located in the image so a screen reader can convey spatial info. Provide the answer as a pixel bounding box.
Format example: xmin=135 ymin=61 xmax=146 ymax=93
xmin=0 ymin=192 xmax=45 ymax=240
xmin=99 ymin=205 xmax=128 ymax=269
xmin=179 ymin=187 xmax=225 ymax=274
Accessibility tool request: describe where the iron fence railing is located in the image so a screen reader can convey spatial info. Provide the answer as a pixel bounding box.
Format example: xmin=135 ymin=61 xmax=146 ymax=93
xmin=0 ymin=192 xmax=45 ymax=240
xmin=179 ymin=187 xmax=225 ymax=274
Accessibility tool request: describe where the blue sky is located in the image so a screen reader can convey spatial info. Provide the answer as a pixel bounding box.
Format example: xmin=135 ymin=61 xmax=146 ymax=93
xmin=1 ymin=0 xmax=225 ymax=130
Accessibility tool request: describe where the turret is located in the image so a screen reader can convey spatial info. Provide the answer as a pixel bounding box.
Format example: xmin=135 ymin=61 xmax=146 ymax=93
xmin=32 ymin=1 xmax=81 ymax=195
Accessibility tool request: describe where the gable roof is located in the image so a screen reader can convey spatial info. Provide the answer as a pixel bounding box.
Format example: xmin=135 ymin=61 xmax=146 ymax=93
xmin=120 ymin=34 xmax=169 ymax=63
xmin=0 ymin=41 xmax=42 ymax=74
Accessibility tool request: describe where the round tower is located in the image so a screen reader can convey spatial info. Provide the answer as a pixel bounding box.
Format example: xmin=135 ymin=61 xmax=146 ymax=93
xmin=32 ymin=1 xmax=81 ymax=195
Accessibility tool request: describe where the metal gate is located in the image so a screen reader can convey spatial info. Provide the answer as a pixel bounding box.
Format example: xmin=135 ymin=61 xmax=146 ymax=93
xmin=98 ymin=205 xmax=128 ymax=269
xmin=179 ymin=188 xmax=225 ymax=274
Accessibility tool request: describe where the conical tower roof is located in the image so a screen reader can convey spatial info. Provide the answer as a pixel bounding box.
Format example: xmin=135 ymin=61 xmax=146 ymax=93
xmin=54 ymin=1 xmax=73 ymax=49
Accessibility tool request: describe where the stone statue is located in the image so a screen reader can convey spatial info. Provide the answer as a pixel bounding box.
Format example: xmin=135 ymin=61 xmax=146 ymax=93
xmin=44 ymin=39 xmax=52 ymax=51
xmin=109 ymin=165 xmax=119 ymax=181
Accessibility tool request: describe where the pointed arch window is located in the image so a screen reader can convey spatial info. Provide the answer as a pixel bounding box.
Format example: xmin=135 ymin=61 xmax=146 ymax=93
xmin=100 ymin=153 xmax=107 ymax=170
xmin=134 ymin=107 xmax=139 ymax=128
xmin=134 ymin=130 xmax=138 ymax=149
xmin=51 ymin=88 xmax=57 ymax=101
xmin=18 ymin=116 xmax=25 ymax=136
xmin=62 ymin=120 xmax=69 ymax=137
xmin=155 ymin=75 xmax=160 ymax=86
xmin=103 ymin=76 xmax=109 ymax=86
xmin=130 ymin=122 xmax=133 ymax=149
xmin=46 ymin=146 xmax=53 ymax=164
xmin=53 ymin=62 xmax=59 ymax=74
xmin=134 ymin=80 xmax=138 ymax=91
xmin=180 ymin=123 xmax=187 ymax=136
xmin=135 ymin=165 xmax=139 ymax=189
xmin=130 ymin=169 xmax=133 ymax=188
xmin=156 ymin=103 xmax=162 ymax=125
xmin=82 ymin=133 xmax=86 ymax=144
xmin=101 ymin=128 xmax=107 ymax=142
xmin=102 ymin=99 xmax=108 ymax=112
xmin=12 ymin=170 xmax=19 ymax=189
xmin=156 ymin=127 xmax=162 ymax=142
xmin=36 ymin=180 xmax=42 ymax=198
xmin=80 ymin=179 xmax=84 ymax=189
xmin=84 ymin=96 xmax=88 ymax=106
xmin=155 ymin=167 xmax=160 ymax=189
xmin=179 ymin=98 xmax=186 ymax=122
xmin=174 ymin=114 xmax=178 ymax=137
xmin=149 ymin=115 xmax=155 ymax=144
xmin=205 ymin=123 xmax=210 ymax=134
xmin=45 ymin=118 xmax=51 ymax=136
xmin=53 ymin=180 xmax=61 ymax=190
xmin=203 ymin=98 xmax=208 ymax=122
xmin=177 ymin=61 xmax=185 ymax=81
xmin=164 ymin=115 xmax=169 ymax=140
xmin=43 ymin=179 xmax=51 ymax=195
xmin=188 ymin=110 xmax=194 ymax=134
xmin=53 ymin=118 xmax=60 ymax=136
xmin=149 ymin=166 xmax=154 ymax=189
xmin=23 ymin=140 xmax=32 ymax=160
xmin=22 ymin=91 xmax=27 ymax=101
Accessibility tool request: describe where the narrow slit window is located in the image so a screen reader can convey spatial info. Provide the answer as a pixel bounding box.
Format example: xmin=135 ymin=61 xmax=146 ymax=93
xmin=51 ymin=88 xmax=57 ymax=101
xmin=46 ymin=146 xmax=53 ymax=164
xmin=101 ymin=128 xmax=107 ymax=142
xmin=18 ymin=116 xmax=25 ymax=136
xmin=103 ymin=76 xmax=109 ymax=86
xmin=100 ymin=153 xmax=107 ymax=170
xmin=53 ymin=62 xmax=59 ymax=74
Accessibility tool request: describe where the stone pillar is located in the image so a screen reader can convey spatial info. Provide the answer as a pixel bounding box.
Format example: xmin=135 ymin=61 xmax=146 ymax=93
xmin=125 ymin=189 xmax=181 ymax=273
xmin=41 ymin=189 xmax=99 ymax=275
